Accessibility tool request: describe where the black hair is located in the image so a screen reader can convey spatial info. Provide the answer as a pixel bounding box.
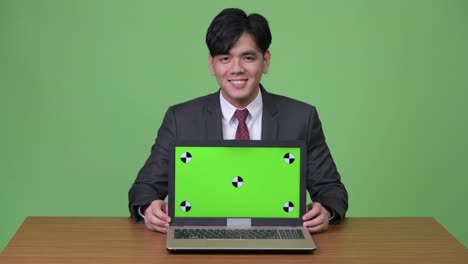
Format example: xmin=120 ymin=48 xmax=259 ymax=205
xmin=206 ymin=8 xmax=272 ymax=56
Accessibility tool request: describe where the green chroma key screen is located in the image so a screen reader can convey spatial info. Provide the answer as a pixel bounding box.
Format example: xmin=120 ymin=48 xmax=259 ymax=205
xmin=174 ymin=146 xmax=301 ymax=218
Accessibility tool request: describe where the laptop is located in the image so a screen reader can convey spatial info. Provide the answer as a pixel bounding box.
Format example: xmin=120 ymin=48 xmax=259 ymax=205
xmin=166 ymin=140 xmax=316 ymax=252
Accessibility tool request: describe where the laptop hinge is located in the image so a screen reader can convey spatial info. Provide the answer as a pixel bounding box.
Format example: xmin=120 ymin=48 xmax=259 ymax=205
xmin=227 ymin=218 xmax=251 ymax=227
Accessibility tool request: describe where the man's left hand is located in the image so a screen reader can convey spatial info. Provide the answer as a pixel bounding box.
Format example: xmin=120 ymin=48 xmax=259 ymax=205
xmin=302 ymin=202 xmax=330 ymax=233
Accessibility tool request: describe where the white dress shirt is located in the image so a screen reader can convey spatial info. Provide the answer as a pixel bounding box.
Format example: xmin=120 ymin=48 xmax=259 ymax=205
xmin=220 ymin=89 xmax=263 ymax=140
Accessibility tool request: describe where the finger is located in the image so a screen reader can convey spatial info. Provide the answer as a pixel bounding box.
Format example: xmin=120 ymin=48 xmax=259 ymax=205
xmin=154 ymin=207 xmax=171 ymax=223
xmin=145 ymin=220 xmax=168 ymax=233
xmin=146 ymin=210 xmax=170 ymax=227
xmin=145 ymin=214 xmax=170 ymax=232
xmin=304 ymin=205 xmax=330 ymax=227
xmin=305 ymin=222 xmax=328 ymax=234
xmin=302 ymin=210 xmax=316 ymax=221
xmin=304 ymin=219 xmax=328 ymax=232
xmin=302 ymin=204 xmax=321 ymax=221
xmin=303 ymin=212 xmax=327 ymax=228
xmin=147 ymin=202 xmax=171 ymax=222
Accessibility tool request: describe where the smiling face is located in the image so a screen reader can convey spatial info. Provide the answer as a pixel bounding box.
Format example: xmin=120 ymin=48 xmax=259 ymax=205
xmin=209 ymin=32 xmax=271 ymax=109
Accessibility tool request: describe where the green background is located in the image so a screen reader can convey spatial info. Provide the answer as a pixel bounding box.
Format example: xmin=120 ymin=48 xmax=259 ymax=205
xmin=174 ymin=147 xmax=300 ymax=218
xmin=1 ymin=0 xmax=467 ymax=251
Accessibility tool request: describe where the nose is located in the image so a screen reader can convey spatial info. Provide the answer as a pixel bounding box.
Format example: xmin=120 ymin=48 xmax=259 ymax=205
xmin=230 ymin=58 xmax=244 ymax=74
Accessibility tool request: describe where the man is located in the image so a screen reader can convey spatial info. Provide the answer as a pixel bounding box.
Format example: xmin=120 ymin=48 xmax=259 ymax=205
xmin=128 ymin=8 xmax=348 ymax=234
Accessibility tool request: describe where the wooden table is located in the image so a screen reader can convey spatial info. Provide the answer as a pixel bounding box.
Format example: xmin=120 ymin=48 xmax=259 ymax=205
xmin=1 ymin=217 xmax=466 ymax=263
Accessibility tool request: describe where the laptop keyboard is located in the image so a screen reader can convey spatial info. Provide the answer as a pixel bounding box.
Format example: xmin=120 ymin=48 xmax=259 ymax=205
xmin=174 ymin=228 xmax=305 ymax=240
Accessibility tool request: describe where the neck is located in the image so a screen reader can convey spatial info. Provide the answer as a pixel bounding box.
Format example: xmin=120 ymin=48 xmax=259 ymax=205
xmin=221 ymin=88 xmax=260 ymax=109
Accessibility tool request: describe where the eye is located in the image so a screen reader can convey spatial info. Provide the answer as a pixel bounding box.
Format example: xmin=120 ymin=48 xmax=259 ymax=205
xmin=243 ymin=56 xmax=256 ymax=61
xmin=219 ymin=56 xmax=230 ymax=63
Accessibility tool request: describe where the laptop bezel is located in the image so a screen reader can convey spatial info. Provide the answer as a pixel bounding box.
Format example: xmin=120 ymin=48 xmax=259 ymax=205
xmin=168 ymin=140 xmax=307 ymax=226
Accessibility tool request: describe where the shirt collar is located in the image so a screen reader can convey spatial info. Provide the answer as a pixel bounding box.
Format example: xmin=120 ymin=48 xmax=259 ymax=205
xmin=220 ymin=88 xmax=263 ymax=123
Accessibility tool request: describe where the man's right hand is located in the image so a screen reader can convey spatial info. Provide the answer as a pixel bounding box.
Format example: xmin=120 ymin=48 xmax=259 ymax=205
xmin=143 ymin=200 xmax=171 ymax=233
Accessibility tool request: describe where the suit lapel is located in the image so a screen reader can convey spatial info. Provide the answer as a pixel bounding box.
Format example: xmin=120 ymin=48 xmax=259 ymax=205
xmin=260 ymin=86 xmax=279 ymax=140
xmin=204 ymin=90 xmax=223 ymax=140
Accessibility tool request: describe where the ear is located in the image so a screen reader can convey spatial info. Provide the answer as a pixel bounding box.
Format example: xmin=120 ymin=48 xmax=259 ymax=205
xmin=208 ymin=53 xmax=215 ymax=75
xmin=262 ymin=50 xmax=271 ymax=74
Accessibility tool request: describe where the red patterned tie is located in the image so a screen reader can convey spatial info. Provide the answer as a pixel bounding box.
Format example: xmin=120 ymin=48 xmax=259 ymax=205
xmin=234 ymin=109 xmax=250 ymax=140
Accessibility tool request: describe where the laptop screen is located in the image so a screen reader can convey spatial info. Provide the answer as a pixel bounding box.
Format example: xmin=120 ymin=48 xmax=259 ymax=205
xmin=169 ymin=141 xmax=305 ymax=221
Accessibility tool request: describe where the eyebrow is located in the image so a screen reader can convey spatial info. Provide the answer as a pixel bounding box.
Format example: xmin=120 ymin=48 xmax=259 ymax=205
xmin=216 ymin=50 xmax=260 ymax=57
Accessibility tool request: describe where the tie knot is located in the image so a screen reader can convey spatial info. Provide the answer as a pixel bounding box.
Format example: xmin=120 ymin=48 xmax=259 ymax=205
xmin=234 ymin=109 xmax=249 ymax=123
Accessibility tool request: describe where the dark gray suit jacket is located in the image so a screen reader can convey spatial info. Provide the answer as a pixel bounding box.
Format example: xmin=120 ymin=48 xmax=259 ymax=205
xmin=128 ymin=86 xmax=348 ymax=223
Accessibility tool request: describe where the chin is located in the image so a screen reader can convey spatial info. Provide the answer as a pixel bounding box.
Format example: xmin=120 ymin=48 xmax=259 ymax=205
xmin=230 ymin=93 xmax=251 ymax=101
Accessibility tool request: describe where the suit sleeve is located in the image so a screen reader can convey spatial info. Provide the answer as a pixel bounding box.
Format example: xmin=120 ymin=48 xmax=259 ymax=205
xmin=306 ymin=107 xmax=348 ymax=223
xmin=128 ymin=107 xmax=176 ymax=222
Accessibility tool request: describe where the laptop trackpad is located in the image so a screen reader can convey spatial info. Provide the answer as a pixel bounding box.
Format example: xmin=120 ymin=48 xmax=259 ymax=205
xmin=227 ymin=219 xmax=251 ymax=226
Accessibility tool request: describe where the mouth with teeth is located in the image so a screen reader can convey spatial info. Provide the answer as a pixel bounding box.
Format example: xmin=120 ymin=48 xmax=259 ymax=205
xmin=229 ymin=79 xmax=248 ymax=88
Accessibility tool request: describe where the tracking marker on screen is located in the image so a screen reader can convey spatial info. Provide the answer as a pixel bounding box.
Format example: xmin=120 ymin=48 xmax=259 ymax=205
xmin=180 ymin=152 xmax=192 ymax=163
xmin=283 ymin=201 xmax=294 ymax=213
xmin=180 ymin=201 xmax=192 ymax=212
xmin=232 ymin=176 xmax=244 ymax=188
xmin=283 ymin=153 xmax=295 ymax=164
